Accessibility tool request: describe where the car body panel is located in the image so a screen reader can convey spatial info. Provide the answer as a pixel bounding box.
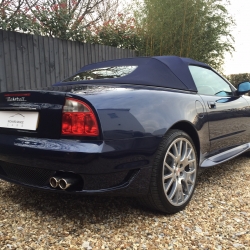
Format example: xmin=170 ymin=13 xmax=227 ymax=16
xmin=0 ymin=85 xmax=209 ymax=167
xmin=0 ymin=91 xmax=66 ymax=138
xmin=68 ymin=86 xmax=208 ymax=140
xmin=199 ymin=94 xmax=250 ymax=154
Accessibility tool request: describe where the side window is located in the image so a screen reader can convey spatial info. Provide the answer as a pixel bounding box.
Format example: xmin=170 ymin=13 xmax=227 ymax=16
xmin=189 ymin=66 xmax=233 ymax=96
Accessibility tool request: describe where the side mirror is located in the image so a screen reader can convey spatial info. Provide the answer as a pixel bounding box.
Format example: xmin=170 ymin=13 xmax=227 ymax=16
xmin=237 ymin=81 xmax=250 ymax=95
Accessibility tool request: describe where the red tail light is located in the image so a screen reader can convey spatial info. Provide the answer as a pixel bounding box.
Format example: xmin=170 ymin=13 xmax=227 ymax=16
xmin=62 ymin=98 xmax=99 ymax=136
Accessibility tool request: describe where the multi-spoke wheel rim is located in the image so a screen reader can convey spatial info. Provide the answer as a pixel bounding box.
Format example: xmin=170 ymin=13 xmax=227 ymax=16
xmin=162 ymin=137 xmax=197 ymax=206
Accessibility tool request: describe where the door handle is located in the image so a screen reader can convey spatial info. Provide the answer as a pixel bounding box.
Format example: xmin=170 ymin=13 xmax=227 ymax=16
xmin=208 ymin=101 xmax=216 ymax=109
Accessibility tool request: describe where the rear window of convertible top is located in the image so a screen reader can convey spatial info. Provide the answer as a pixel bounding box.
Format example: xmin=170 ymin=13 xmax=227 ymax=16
xmin=63 ymin=66 xmax=138 ymax=82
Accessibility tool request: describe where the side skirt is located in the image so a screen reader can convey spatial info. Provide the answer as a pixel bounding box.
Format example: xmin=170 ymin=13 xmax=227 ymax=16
xmin=201 ymin=143 xmax=250 ymax=168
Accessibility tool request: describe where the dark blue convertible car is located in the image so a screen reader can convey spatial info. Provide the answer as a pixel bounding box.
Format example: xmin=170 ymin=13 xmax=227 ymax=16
xmin=0 ymin=56 xmax=250 ymax=213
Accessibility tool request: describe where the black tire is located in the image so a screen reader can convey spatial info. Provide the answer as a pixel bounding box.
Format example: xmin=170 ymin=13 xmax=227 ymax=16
xmin=138 ymin=129 xmax=198 ymax=214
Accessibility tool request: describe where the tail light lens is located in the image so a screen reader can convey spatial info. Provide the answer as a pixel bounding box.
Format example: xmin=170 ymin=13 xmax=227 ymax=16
xmin=62 ymin=98 xmax=99 ymax=136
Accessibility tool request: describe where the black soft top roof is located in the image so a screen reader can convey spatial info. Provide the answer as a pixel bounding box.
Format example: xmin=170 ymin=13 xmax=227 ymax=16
xmin=55 ymin=56 xmax=211 ymax=91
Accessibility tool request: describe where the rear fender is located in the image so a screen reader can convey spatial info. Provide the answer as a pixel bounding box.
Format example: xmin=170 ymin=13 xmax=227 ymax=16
xmin=67 ymin=86 xmax=210 ymax=156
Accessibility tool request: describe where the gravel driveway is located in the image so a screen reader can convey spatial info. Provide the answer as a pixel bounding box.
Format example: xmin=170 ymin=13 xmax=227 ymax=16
xmin=0 ymin=154 xmax=249 ymax=250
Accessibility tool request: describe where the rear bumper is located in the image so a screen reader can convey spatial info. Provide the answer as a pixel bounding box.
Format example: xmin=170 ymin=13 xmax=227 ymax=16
xmin=0 ymin=135 xmax=160 ymax=196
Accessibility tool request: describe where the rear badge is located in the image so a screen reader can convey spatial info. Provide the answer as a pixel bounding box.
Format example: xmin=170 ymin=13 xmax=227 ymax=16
xmin=4 ymin=93 xmax=30 ymax=102
xmin=6 ymin=97 xmax=26 ymax=102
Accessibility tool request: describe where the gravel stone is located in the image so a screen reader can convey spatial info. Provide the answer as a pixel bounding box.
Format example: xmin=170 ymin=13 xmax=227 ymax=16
xmin=0 ymin=154 xmax=250 ymax=249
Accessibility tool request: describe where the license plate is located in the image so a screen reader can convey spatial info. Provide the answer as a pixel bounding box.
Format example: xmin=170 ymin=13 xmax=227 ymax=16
xmin=0 ymin=111 xmax=39 ymax=131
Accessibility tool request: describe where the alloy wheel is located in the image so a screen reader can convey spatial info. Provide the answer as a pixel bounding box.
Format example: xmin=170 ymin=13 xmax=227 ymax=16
xmin=162 ymin=137 xmax=197 ymax=206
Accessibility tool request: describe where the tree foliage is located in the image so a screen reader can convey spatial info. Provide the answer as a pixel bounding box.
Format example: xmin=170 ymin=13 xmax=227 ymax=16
xmin=227 ymin=73 xmax=250 ymax=87
xmin=0 ymin=0 xmax=27 ymax=31
xmin=136 ymin=0 xmax=235 ymax=69
xmin=90 ymin=13 xmax=142 ymax=50
xmin=0 ymin=0 xmax=119 ymax=42
xmin=0 ymin=0 xmax=235 ymax=69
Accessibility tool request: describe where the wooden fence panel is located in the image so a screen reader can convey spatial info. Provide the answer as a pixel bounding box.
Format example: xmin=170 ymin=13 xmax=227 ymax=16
xmin=28 ymin=34 xmax=36 ymax=89
xmin=3 ymin=31 xmax=11 ymax=91
xmin=9 ymin=32 xmax=18 ymax=91
xmin=75 ymin=41 xmax=81 ymax=74
xmin=0 ymin=31 xmax=6 ymax=92
xmin=62 ymin=39 xmax=68 ymax=79
xmin=54 ymin=38 xmax=60 ymax=84
xmin=83 ymin=43 xmax=88 ymax=67
xmin=38 ymin=35 xmax=46 ymax=88
xmin=0 ymin=29 xmax=136 ymax=91
xmin=49 ymin=36 xmax=55 ymax=86
xmin=33 ymin=35 xmax=41 ymax=89
xmin=58 ymin=38 xmax=64 ymax=81
xmin=71 ymin=39 xmax=77 ymax=77
xmin=22 ymin=33 xmax=31 ymax=90
xmin=16 ymin=32 xmax=25 ymax=90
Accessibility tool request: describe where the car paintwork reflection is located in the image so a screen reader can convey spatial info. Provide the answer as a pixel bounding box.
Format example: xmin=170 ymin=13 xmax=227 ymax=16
xmin=70 ymin=85 xmax=210 ymax=154
xmin=199 ymin=95 xmax=250 ymax=153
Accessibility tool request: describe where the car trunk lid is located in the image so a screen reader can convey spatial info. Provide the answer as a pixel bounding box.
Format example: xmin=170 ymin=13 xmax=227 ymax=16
xmin=0 ymin=91 xmax=66 ymax=139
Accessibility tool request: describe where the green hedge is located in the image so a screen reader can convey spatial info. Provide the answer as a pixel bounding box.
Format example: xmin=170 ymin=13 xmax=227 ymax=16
xmin=227 ymin=73 xmax=250 ymax=88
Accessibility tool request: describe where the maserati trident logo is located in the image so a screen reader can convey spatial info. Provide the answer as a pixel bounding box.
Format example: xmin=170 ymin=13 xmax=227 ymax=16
xmin=6 ymin=97 xmax=26 ymax=102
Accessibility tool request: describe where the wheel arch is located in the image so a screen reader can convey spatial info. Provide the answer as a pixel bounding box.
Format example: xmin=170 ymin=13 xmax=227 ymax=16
xmin=169 ymin=121 xmax=200 ymax=161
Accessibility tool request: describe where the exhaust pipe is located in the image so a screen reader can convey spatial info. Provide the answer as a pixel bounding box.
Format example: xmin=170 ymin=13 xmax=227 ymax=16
xmin=59 ymin=177 xmax=77 ymax=190
xmin=49 ymin=174 xmax=82 ymax=190
xmin=49 ymin=176 xmax=60 ymax=188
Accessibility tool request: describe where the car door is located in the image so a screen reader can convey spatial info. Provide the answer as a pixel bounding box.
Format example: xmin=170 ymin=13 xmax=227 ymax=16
xmin=189 ymin=65 xmax=250 ymax=154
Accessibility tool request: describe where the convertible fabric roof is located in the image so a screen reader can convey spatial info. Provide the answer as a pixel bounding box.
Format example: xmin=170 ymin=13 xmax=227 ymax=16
xmin=55 ymin=56 xmax=212 ymax=92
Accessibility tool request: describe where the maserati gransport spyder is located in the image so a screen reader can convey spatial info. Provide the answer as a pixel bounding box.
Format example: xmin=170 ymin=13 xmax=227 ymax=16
xmin=0 ymin=56 xmax=250 ymax=214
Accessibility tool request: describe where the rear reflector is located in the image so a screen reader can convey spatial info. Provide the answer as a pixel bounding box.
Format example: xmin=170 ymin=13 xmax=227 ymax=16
xmin=62 ymin=98 xmax=99 ymax=136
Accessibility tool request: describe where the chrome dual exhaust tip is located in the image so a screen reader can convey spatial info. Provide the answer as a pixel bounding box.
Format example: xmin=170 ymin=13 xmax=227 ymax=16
xmin=58 ymin=178 xmax=74 ymax=190
xmin=49 ymin=177 xmax=60 ymax=188
xmin=49 ymin=176 xmax=78 ymax=190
